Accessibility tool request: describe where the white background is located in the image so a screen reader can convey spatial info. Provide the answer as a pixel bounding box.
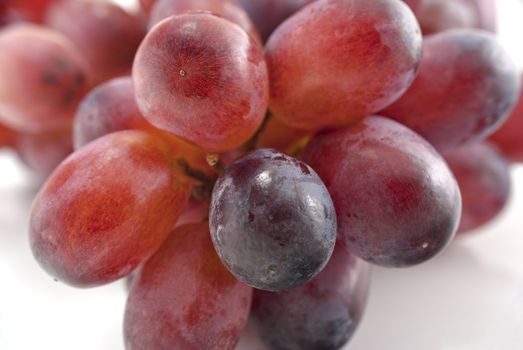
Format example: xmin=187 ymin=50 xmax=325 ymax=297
xmin=1 ymin=0 xmax=523 ymax=349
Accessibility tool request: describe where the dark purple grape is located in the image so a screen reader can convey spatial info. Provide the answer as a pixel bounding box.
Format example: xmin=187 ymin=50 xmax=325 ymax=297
xmin=209 ymin=149 xmax=336 ymax=291
xmin=444 ymin=142 xmax=511 ymax=234
xmin=300 ymin=116 xmax=461 ymax=267
xmin=251 ymin=244 xmax=371 ymax=350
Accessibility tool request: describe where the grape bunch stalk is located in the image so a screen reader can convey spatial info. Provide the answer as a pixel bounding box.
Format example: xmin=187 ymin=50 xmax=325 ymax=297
xmin=0 ymin=0 xmax=521 ymax=349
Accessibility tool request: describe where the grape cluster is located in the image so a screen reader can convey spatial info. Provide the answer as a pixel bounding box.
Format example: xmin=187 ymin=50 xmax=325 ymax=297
xmin=0 ymin=0 xmax=521 ymax=349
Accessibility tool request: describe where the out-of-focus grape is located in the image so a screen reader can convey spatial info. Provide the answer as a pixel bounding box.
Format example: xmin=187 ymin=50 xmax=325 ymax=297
xmin=0 ymin=121 xmax=15 ymax=147
xmin=45 ymin=0 xmax=145 ymax=83
xmin=445 ymin=142 xmax=511 ymax=234
xmin=265 ymin=0 xmax=422 ymax=131
xmin=490 ymin=75 xmax=523 ymax=163
xmin=133 ymin=13 xmax=269 ymax=152
xmin=251 ymin=244 xmax=371 ymax=350
xmin=382 ymin=29 xmax=520 ymax=154
xmin=73 ymin=76 xmax=152 ymax=149
xmin=403 ymin=0 xmax=424 ymax=14
xmin=5 ymin=0 xmax=56 ymax=23
xmin=30 ymin=130 xmax=193 ymax=287
xmin=0 ymin=24 xmax=90 ymax=133
xmin=235 ymin=0 xmax=314 ymax=42
xmin=149 ymin=0 xmax=259 ymax=42
xmin=139 ymin=0 xmax=157 ymax=12
xmin=15 ymin=125 xmax=73 ymax=180
xmin=124 ymin=223 xmax=252 ymax=350
xmin=416 ymin=0 xmax=497 ymax=35
xmin=209 ymin=149 xmax=336 ymax=291
xmin=301 ymin=116 xmax=462 ymax=267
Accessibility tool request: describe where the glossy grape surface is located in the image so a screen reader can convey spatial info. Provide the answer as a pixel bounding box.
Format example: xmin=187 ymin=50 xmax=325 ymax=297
xmin=124 ymin=223 xmax=252 ymax=350
xmin=252 ymin=244 xmax=370 ymax=350
xmin=445 ymin=142 xmax=511 ymax=234
xmin=133 ymin=14 xmax=269 ymax=152
xmin=45 ymin=0 xmax=145 ymax=82
xmin=0 ymin=24 xmax=90 ymax=132
xmin=301 ymin=116 xmax=461 ymax=267
xmin=491 ymin=75 xmax=523 ymax=163
xmin=15 ymin=125 xmax=73 ymax=180
xmin=210 ymin=149 xmax=336 ymax=291
xmin=73 ymin=77 xmax=151 ymax=149
xmin=265 ymin=0 xmax=422 ymax=130
xmin=30 ymin=130 xmax=192 ymax=287
xmin=149 ymin=0 xmax=259 ymax=41
xmin=236 ymin=0 xmax=313 ymax=42
xmin=382 ymin=29 xmax=520 ymax=154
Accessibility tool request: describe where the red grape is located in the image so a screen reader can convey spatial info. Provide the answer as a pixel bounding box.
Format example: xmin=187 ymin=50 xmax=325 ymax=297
xmin=73 ymin=76 xmax=152 ymax=149
xmin=71 ymin=75 xmax=215 ymax=178
xmin=381 ymin=29 xmax=520 ymax=154
xmin=133 ymin=13 xmax=269 ymax=152
xmin=490 ymin=75 xmax=523 ymax=163
xmin=15 ymin=125 xmax=73 ymax=180
xmin=210 ymin=149 xmax=337 ymax=291
xmin=252 ymin=244 xmax=371 ymax=349
xmin=445 ymin=142 xmax=511 ymax=234
xmin=149 ymin=0 xmax=260 ymax=42
xmin=45 ymin=0 xmax=145 ymax=83
xmin=124 ymin=223 xmax=252 ymax=350
xmin=417 ymin=0 xmax=497 ymax=35
xmin=139 ymin=0 xmax=157 ymax=12
xmin=174 ymin=198 xmax=209 ymax=228
xmin=30 ymin=130 xmax=193 ymax=287
xmin=0 ymin=24 xmax=90 ymax=133
xmin=5 ymin=0 xmax=56 ymax=23
xmin=403 ymin=0 xmax=424 ymax=14
xmin=257 ymin=116 xmax=310 ymax=153
xmin=0 ymin=121 xmax=15 ymax=147
xmin=301 ymin=116 xmax=462 ymax=267
xmin=265 ymin=0 xmax=422 ymax=131
xmin=235 ymin=0 xmax=314 ymax=42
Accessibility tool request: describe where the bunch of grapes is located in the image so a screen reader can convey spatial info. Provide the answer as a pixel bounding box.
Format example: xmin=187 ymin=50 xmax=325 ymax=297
xmin=0 ymin=0 xmax=521 ymax=349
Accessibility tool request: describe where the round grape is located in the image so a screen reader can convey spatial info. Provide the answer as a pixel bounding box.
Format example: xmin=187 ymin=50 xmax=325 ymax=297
xmin=301 ymin=116 xmax=462 ymax=267
xmin=381 ymin=29 xmax=520 ymax=153
xmin=209 ymin=149 xmax=337 ymax=291
xmin=133 ymin=13 xmax=269 ymax=152
xmin=265 ymin=0 xmax=422 ymax=130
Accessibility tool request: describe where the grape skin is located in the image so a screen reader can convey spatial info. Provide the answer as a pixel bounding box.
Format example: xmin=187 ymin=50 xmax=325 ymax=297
xmin=45 ymin=0 xmax=145 ymax=83
xmin=490 ymin=75 xmax=523 ymax=163
xmin=149 ymin=0 xmax=260 ymax=42
xmin=124 ymin=223 xmax=252 ymax=350
xmin=381 ymin=29 xmax=520 ymax=154
xmin=73 ymin=76 xmax=152 ymax=150
xmin=265 ymin=0 xmax=422 ymax=131
xmin=252 ymin=244 xmax=371 ymax=350
xmin=0 ymin=24 xmax=90 ymax=133
xmin=300 ymin=116 xmax=462 ymax=267
xmin=133 ymin=13 xmax=269 ymax=152
xmin=30 ymin=130 xmax=192 ymax=287
xmin=445 ymin=142 xmax=511 ymax=234
xmin=209 ymin=149 xmax=337 ymax=291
